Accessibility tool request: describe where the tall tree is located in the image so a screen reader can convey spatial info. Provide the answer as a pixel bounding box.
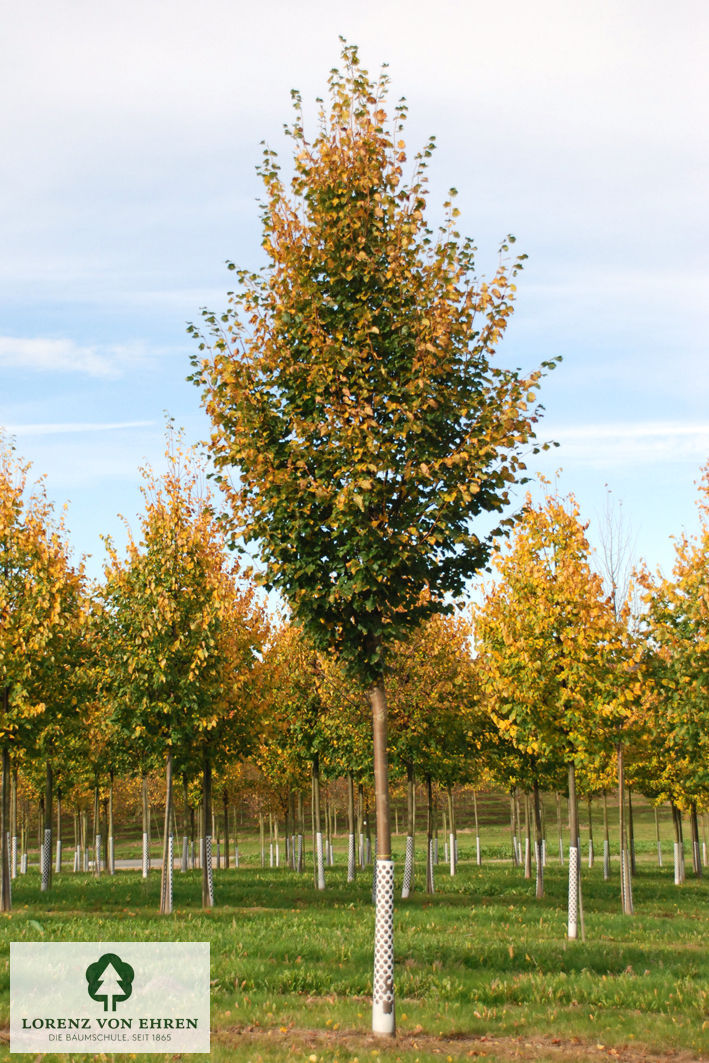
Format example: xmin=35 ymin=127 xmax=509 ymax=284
xmin=0 ymin=438 xmax=77 ymax=910
xmin=474 ymin=490 xmax=624 ymax=932
xmin=101 ymin=429 xmax=265 ymax=912
xmin=190 ymin=43 xmax=554 ymax=1034
xmin=637 ymin=462 xmax=709 ymax=878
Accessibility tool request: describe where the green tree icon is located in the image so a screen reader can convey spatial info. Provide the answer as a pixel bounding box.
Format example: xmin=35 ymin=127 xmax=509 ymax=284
xmin=85 ymin=953 xmax=134 ymax=1011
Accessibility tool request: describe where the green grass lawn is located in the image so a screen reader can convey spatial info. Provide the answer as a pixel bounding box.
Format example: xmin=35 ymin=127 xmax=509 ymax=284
xmin=1 ymin=833 xmax=707 ymax=1063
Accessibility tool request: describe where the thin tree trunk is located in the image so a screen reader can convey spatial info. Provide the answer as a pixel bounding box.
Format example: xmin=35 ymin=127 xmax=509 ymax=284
xmin=602 ymin=791 xmax=611 ymax=879
xmin=473 ymin=788 xmax=481 ymax=865
xmin=425 ymin=775 xmax=434 ymax=894
xmin=312 ymin=756 xmax=325 ymax=889
xmin=401 ymin=762 xmax=415 ymax=898
xmin=510 ymin=792 xmax=518 ymax=866
xmin=347 ymin=773 xmax=356 ymax=882
xmin=567 ymin=762 xmax=580 ymax=940
xmin=325 ymin=792 xmax=332 ymax=867
xmin=10 ymin=766 xmax=17 ymax=880
xmin=523 ymin=791 xmax=532 ymax=880
xmin=365 ymin=799 xmax=372 ymax=865
xmin=690 ymin=803 xmax=702 ymax=877
xmin=202 ymin=751 xmax=214 ymax=908
xmin=368 ymin=680 xmax=395 ymax=1037
xmin=160 ymin=749 xmax=174 ymax=914
xmin=182 ymin=777 xmax=190 ymax=872
xmin=55 ymin=790 xmax=62 ymax=874
xmin=587 ymin=796 xmax=594 ymax=869
xmin=357 ymin=783 xmax=364 ymax=867
xmin=1 ymin=740 xmax=10 ymax=911
xmin=108 ymin=772 xmax=115 ymax=874
xmin=223 ymin=791 xmax=230 ymax=870
xmin=81 ymin=809 xmax=89 ymax=871
xmin=533 ymin=779 xmax=544 ymax=899
xmin=42 ymin=759 xmax=53 ymax=891
xmin=628 ymin=787 xmax=636 ymax=875
xmin=618 ymin=743 xmax=633 ymax=913
xmin=297 ymin=791 xmax=304 ymax=872
xmin=446 ymin=785 xmax=456 ymax=876
xmin=93 ymin=785 xmax=101 ymax=876
xmin=141 ymin=773 xmax=150 ymax=877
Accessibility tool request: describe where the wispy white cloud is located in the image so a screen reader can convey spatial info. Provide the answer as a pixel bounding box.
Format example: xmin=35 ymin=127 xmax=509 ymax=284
xmin=546 ymin=421 xmax=709 ymax=468
xmin=0 ymin=337 xmax=158 ymax=378
xmin=5 ymin=420 xmax=154 ymax=437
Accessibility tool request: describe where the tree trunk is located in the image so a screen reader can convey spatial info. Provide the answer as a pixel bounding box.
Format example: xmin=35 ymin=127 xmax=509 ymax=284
xmin=627 ymin=787 xmax=636 ymax=875
xmin=473 ymin=788 xmax=481 ymax=865
xmin=425 ymin=775 xmax=435 ymax=894
xmin=446 ymin=785 xmax=456 ymax=876
xmin=55 ymin=790 xmax=63 ymax=874
xmin=93 ymin=784 xmax=101 ymax=876
xmin=141 ymin=773 xmax=150 ymax=878
xmin=81 ymin=809 xmax=89 ymax=871
xmin=602 ymin=791 xmax=611 ymax=879
xmin=567 ymin=762 xmax=580 ymax=940
xmin=1 ymin=741 xmax=10 ymax=911
xmin=223 ymin=791 xmax=230 ymax=870
xmin=365 ymin=798 xmax=372 ymax=865
xmin=201 ymin=751 xmax=214 ymax=908
xmin=618 ymin=743 xmax=633 ymax=913
xmin=160 ymin=749 xmax=174 ymax=914
xmin=347 ymin=774 xmax=356 ymax=882
xmin=533 ymin=779 xmax=544 ymax=899
xmin=312 ymin=756 xmax=325 ymax=890
xmin=523 ymin=791 xmax=532 ymax=880
xmin=357 ymin=783 xmax=364 ymax=867
xmin=690 ymin=803 xmax=702 ymax=878
xmin=325 ymin=792 xmax=332 ymax=867
xmin=10 ymin=766 xmax=17 ymax=880
xmin=368 ymin=680 xmax=395 ymax=1037
xmin=587 ymin=796 xmax=594 ymax=869
xmin=108 ymin=772 xmax=115 ymax=874
xmin=509 ymin=792 xmax=518 ymax=866
xmin=402 ymin=762 xmax=415 ymax=898
xmin=42 ymin=759 xmax=53 ymax=891
xmin=297 ymin=791 xmax=304 ymax=872
xmin=181 ymin=777 xmax=190 ymax=872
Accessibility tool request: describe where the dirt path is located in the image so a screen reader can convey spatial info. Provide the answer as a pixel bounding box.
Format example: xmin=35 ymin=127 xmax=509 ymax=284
xmin=213 ymin=1024 xmax=708 ymax=1063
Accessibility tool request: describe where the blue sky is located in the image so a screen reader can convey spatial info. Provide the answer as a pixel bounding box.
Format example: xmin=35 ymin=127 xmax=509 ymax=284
xmin=2 ymin=0 xmax=708 ymax=588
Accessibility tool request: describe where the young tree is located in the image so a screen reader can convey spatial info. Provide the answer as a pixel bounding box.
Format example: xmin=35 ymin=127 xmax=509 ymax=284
xmin=474 ymin=491 xmax=624 ymax=933
xmin=101 ymin=429 xmax=265 ymax=912
xmin=190 ymin=43 xmax=554 ymax=1034
xmin=0 ymin=438 xmax=78 ymax=910
xmin=637 ymin=463 xmax=709 ymax=879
